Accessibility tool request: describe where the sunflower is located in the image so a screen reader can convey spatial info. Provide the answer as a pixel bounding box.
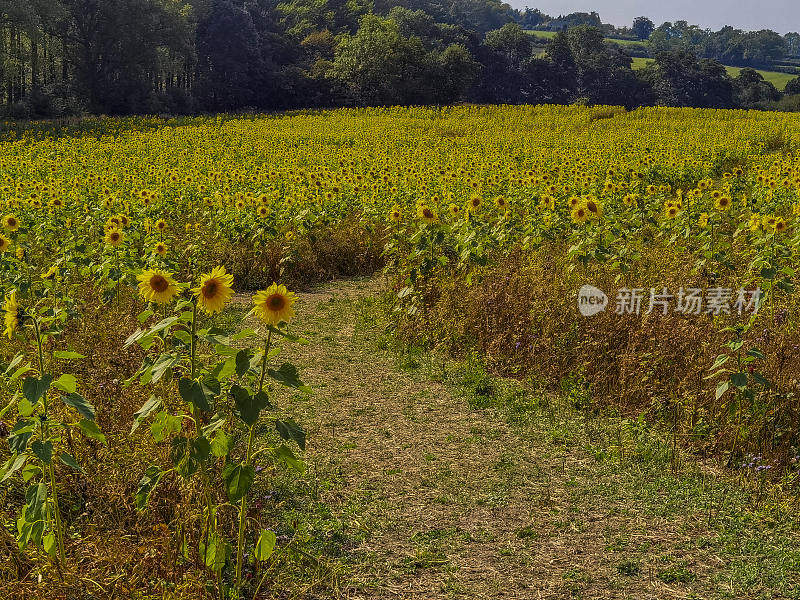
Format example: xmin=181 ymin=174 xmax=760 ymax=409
xmin=2 ymin=214 xmax=19 ymax=231
xmin=193 ymin=266 xmax=234 ymax=314
xmin=448 ymin=203 xmax=461 ymax=217
xmin=584 ymin=199 xmax=603 ymax=220
xmin=665 ymin=206 xmax=679 ymax=219
xmin=389 ymin=205 xmax=401 ymax=222
xmin=417 ymin=204 xmax=438 ymax=224
xmin=697 ymin=213 xmax=709 ymax=228
xmin=155 ymin=219 xmax=167 ymax=231
xmin=257 ymin=206 xmax=269 ymax=219
xmin=253 ymin=283 xmax=297 ymax=325
xmin=0 ymin=235 xmax=10 ymax=252
xmin=105 ymin=227 xmax=123 ymax=247
xmin=714 ymin=196 xmax=732 ymax=211
xmin=15 ymin=246 xmax=24 ymax=259
xmin=154 ymin=242 xmax=168 ymax=257
xmin=4 ymin=291 xmax=21 ymax=339
xmin=774 ymin=217 xmax=787 ymax=233
xmin=571 ymin=206 xmax=589 ymax=224
xmin=138 ymin=269 xmax=180 ymax=304
xmin=467 ymin=196 xmax=482 ymax=213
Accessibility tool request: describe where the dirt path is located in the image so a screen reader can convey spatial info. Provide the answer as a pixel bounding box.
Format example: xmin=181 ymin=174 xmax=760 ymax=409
xmin=239 ymin=278 xmax=800 ymax=600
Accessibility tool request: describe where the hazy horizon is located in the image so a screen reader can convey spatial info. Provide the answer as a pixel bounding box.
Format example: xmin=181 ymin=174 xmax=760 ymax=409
xmin=507 ymin=1 xmax=799 ymax=35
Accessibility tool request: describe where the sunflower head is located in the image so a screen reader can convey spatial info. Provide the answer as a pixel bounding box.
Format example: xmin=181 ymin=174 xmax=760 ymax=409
xmin=106 ymin=227 xmax=123 ymax=247
xmin=154 ymin=243 xmax=168 ymax=257
xmin=571 ymin=206 xmax=588 ymax=224
xmin=253 ymin=283 xmax=297 ymax=326
xmin=3 ymin=214 xmax=19 ymax=232
xmin=4 ymin=291 xmax=22 ymax=339
xmin=0 ymin=235 xmax=10 ymax=253
xmin=417 ymin=204 xmax=437 ymax=224
xmin=138 ymin=269 xmax=180 ymax=304
xmin=193 ymin=266 xmax=234 ymax=314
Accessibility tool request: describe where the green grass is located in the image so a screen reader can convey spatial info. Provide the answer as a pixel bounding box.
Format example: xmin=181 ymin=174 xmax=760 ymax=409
xmin=208 ymin=278 xmax=800 ymax=598
xmin=630 ymin=57 xmax=796 ymax=90
xmin=526 ymin=30 xmax=647 ymax=47
xmin=724 ymin=65 xmax=796 ymax=90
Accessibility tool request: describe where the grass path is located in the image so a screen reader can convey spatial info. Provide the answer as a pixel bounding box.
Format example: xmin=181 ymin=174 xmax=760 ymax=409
xmin=239 ymin=278 xmax=800 ymax=599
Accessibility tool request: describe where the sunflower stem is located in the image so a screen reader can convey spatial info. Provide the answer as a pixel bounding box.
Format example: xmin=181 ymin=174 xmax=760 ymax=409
xmin=33 ymin=318 xmax=65 ymax=566
xmin=258 ymin=330 xmax=273 ymax=394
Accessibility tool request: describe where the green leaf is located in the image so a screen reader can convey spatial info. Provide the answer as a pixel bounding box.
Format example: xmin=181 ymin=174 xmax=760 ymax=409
xmin=78 ymin=419 xmax=107 ymax=445
xmin=131 ymin=396 xmax=162 ymax=433
xmin=135 ymin=465 xmax=163 ymax=510
xmin=715 ymin=380 xmax=730 ymax=400
xmin=53 ymin=374 xmax=78 ymax=394
xmin=25 ymin=482 xmax=47 ymax=522
xmin=62 ymin=393 xmax=96 ymax=421
xmin=1 ymin=454 xmax=27 ymax=483
xmin=747 ymin=348 xmax=766 ymax=360
xmin=60 ymin=452 xmax=83 ymax=472
xmin=267 ymin=363 xmax=311 ymax=393
xmin=17 ymin=398 xmax=34 ymax=417
xmin=53 ymin=351 xmax=86 ymax=360
xmin=22 ymin=463 xmax=41 ymax=482
xmin=43 ymin=532 xmax=56 ymax=558
xmin=30 ymin=441 xmax=52 ymax=464
xmin=199 ymin=532 xmax=230 ymax=572
xmin=231 ymin=385 xmax=269 ymax=426
xmin=710 ymin=355 xmax=729 ymax=371
xmin=178 ymin=378 xmax=211 ymax=412
xmin=235 ymin=350 xmax=251 ymax=377
xmin=267 ymin=325 xmax=309 ymax=344
xmin=150 ymin=411 xmax=182 ymax=443
xmin=22 ymin=375 xmax=53 ymax=405
xmin=273 ymin=444 xmax=305 ymax=473
xmin=254 ymin=530 xmax=276 ymax=562
xmin=275 ymin=419 xmax=306 ymax=451
xmin=730 ymin=372 xmax=748 ymax=389
xmin=210 ymin=430 xmax=232 ymax=458
xmin=222 ymin=463 xmax=255 ymax=503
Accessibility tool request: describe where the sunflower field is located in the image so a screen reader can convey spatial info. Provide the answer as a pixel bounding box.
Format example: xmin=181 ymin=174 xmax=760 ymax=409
xmin=3 ymin=104 xmax=800 ymax=596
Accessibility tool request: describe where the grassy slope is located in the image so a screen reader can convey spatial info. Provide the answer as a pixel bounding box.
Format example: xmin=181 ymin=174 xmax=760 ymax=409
xmin=526 ymin=30 xmax=647 ymax=47
xmin=528 ymin=34 xmax=795 ymax=91
xmin=630 ymin=57 xmax=794 ymax=90
xmin=237 ymin=278 xmax=800 ymax=599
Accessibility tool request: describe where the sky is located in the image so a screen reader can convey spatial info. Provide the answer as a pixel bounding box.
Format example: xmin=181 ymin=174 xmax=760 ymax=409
xmin=507 ymin=1 xmax=800 ymax=34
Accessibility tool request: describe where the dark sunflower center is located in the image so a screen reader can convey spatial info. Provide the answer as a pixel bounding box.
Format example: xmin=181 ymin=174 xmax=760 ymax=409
xmin=423 ymin=209 xmax=433 ymax=218
xmin=150 ymin=275 xmax=169 ymax=293
xmin=203 ymin=280 xmax=219 ymax=298
xmin=267 ymin=294 xmax=286 ymax=311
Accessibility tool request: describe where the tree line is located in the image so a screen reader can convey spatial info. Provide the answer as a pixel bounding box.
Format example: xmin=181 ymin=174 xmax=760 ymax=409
xmin=5 ymin=0 xmax=800 ymax=118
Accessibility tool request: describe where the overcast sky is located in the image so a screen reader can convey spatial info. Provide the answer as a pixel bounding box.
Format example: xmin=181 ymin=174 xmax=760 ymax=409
xmin=508 ymin=1 xmax=800 ymax=34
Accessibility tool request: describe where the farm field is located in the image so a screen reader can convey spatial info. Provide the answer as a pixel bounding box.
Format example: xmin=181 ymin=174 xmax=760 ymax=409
xmin=3 ymin=105 xmax=800 ymax=598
